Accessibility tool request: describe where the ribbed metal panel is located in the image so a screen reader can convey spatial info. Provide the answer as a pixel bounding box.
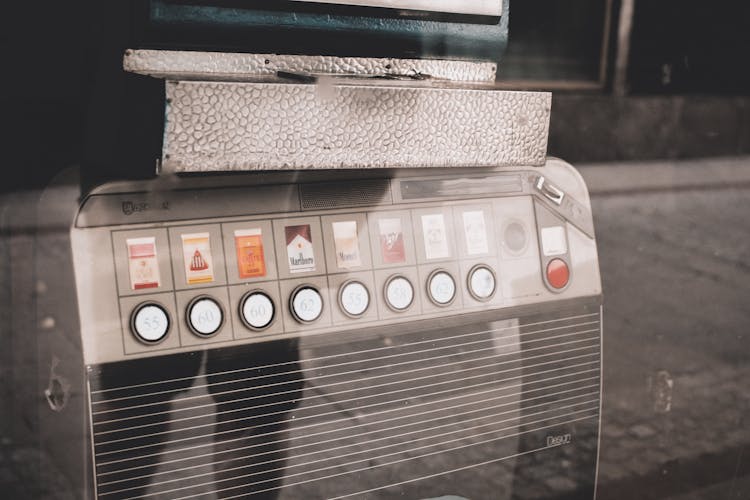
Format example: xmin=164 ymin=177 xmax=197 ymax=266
xmin=88 ymin=308 xmax=600 ymax=499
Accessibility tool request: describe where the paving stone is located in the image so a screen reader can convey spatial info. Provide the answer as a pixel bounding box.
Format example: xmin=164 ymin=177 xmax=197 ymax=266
xmin=603 ymin=423 xmax=626 ymax=439
xmin=628 ymin=424 xmax=657 ymax=439
xmin=543 ymin=475 xmax=578 ymax=492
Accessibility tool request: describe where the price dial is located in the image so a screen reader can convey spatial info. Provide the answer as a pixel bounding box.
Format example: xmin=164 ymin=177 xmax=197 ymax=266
xmin=428 ymin=270 xmax=456 ymax=306
xmin=385 ymin=275 xmax=414 ymax=312
xmin=240 ymin=291 xmax=275 ymax=330
xmin=131 ymin=302 xmax=170 ymax=344
xmin=339 ymin=281 xmax=370 ymax=317
xmin=291 ymin=286 xmax=324 ymax=323
xmin=469 ymin=265 xmax=497 ymax=301
xmin=187 ymin=296 xmax=224 ymax=337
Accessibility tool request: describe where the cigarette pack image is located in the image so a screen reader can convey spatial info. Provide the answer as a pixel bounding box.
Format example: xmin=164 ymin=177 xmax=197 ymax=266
xmin=234 ymin=228 xmax=267 ymax=278
xmin=126 ymin=237 xmax=161 ymax=290
xmin=181 ymin=233 xmax=214 ymax=284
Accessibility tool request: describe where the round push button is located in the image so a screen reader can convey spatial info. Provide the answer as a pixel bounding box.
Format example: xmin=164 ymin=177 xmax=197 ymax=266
xmin=187 ymin=296 xmax=224 ymax=337
xmin=240 ymin=291 xmax=275 ymax=331
xmin=468 ymin=265 xmax=497 ymax=301
xmin=385 ymin=275 xmax=414 ymax=312
xmin=131 ymin=302 xmax=170 ymax=344
xmin=339 ymin=281 xmax=370 ymax=318
xmin=546 ymin=258 xmax=570 ymax=290
xmin=427 ymin=270 xmax=457 ymax=306
xmin=291 ymin=286 xmax=324 ymax=323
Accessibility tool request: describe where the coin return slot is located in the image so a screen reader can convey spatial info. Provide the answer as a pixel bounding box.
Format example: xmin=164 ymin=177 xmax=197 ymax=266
xmin=290 ymin=285 xmax=324 ymax=323
xmin=502 ymin=220 xmax=528 ymax=255
xmin=187 ymin=296 xmax=224 ymax=337
xmin=240 ymin=291 xmax=275 ymax=331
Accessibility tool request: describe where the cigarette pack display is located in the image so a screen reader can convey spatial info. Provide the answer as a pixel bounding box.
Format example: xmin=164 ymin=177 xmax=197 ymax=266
xmin=126 ymin=237 xmax=161 ymax=290
xmin=234 ymin=228 xmax=267 ymax=278
xmin=422 ymin=213 xmax=450 ymax=259
xmin=378 ymin=218 xmax=406 ymax=264
xmin=332 ymin=221 xmax=362 ymax=269
xmin=181 ymin=233 xmax=214 ymax=284
xmin=285 ymin=224 xmax=316 ymax=273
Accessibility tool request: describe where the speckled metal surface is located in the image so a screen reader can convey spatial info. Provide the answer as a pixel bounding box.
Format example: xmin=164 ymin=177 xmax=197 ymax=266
xmin=124 ymin=50 xmax=498 ymax=82
xmin=162 ymin=80 xmax=551 ymax=172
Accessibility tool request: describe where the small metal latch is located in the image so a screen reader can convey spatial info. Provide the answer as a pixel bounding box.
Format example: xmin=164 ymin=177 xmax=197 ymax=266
xmin=535 ymin=176 xmax=565 ymax=205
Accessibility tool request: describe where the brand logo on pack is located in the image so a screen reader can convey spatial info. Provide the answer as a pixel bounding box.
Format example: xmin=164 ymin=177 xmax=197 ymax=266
xmin=181 ymin=233 xmax=214 ymax=284
xmin=332 ymin=221 xmax=362 ymax=269
xmin=285 ymin=225 xmax=316 ymax=273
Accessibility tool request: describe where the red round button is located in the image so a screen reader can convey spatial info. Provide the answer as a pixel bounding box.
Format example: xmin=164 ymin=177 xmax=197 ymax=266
xmin=546 ymin=259 xmax=570 ymax=289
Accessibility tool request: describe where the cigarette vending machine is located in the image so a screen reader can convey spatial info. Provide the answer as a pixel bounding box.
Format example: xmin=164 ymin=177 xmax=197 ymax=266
xmin=36 ymin=1 xmax=603 ymax=498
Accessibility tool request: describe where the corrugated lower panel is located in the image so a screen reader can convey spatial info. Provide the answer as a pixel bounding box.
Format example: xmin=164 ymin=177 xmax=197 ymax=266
xmin=162 ymin=81 xmax=551 ymax=173
xmin=88 ymin=308 xmax=599 ymax=499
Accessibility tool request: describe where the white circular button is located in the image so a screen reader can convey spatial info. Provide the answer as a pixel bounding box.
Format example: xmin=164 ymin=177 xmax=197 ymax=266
xmin=291 ymin=286 xmax=324 ymax=323
xmin=428 ymin=270 xmax=456 ymax=306
xmin=385 ymin=276 xmax=414 ymax=312
xmin=188 ymin=297 xmax=224 ymax=337
xmin=469 ymin=265 xmax=497 ymax=301
xmin=131 ymin=303 xmax=170 ymax=344
xmin=240 ymin=292 xmax=275 ymax=330
xmin=339 ymin=281 xmax=370 ymax=317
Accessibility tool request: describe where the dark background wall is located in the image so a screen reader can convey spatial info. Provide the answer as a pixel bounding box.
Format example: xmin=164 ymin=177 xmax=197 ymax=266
xmin=2 ymin=1 xmax=750 ymax=192
xmin=545 ymin=0 xmax=750 ymax=162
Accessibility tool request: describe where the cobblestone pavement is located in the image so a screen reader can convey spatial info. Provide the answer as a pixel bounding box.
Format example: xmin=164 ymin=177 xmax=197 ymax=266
xmin=1 ymin=159 xmax=749 ymax=499
xmin=588 ymin=181 xmax=750 ymax=500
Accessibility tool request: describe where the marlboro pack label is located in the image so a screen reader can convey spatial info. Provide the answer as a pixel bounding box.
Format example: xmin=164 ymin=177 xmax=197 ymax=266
xmin=332 ymin=221 xmax=362 ymax=269
xmin=126 ymin=237 xmax=161 ymax=290
xmin=181 ymin=233 xmax=214 ymax=284
xmin=285 ymin=224 xmax=316 ymax=273
xmin=421 ymin=213 xmax=450 ymax=260
xmin=378 ymin=218 xmax=406 ymax=264
xmin=234 ymin=228 xmax=266 ymax=279
xmin=463 ymin=210 xmax=489 ymax=255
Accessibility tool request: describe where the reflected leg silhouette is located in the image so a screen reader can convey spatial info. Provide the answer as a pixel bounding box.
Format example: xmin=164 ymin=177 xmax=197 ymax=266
xmin=206 ymin=340 xmax=304 ymax=499
xmin=93 ymin=352 xmax=203 ymax=498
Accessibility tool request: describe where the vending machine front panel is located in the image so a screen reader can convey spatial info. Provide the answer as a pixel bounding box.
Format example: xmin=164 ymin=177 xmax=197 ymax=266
xmin=70 ymin=160 xmax=602 ymax=499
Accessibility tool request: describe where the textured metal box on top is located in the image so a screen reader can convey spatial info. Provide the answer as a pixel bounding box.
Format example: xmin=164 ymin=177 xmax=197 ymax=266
xmin=162 ymin=80 xmax=551 ymax=173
